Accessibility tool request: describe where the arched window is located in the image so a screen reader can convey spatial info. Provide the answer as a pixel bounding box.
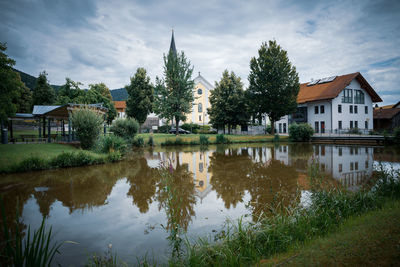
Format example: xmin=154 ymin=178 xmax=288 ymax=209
xmin=197 ymin=88 xmax=202 ymax=95
xmin=198 ymin=103 xmax=202 ymax=112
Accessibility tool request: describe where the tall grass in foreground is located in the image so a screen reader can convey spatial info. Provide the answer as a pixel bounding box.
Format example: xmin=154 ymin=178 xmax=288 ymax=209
xmin=180 ymin=163 xmax=400 ymax=267
xmin=0 ymin=197 xmax=62 ymax=266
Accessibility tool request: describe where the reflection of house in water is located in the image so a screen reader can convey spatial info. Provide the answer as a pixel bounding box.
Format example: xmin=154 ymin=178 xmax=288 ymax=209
xmin=144 ymin=150 xmax=213 ymax=201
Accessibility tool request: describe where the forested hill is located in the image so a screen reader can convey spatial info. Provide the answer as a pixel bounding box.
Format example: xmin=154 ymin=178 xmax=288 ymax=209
xmin=14 ymin=69 xmax=128 ymax=101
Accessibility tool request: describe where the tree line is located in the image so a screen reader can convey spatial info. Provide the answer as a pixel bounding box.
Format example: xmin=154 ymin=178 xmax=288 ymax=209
xmin=1 ymin=39 xmax=300 ymax=135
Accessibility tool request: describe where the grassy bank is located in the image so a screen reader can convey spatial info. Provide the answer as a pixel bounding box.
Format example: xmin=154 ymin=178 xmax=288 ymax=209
xmin=136 ymin=133 xmax=287 ymax=146
xmin=262 ymin=200 xmax=400 ymax=266
xmin=0 ymin=143 xmax=120 ymax=173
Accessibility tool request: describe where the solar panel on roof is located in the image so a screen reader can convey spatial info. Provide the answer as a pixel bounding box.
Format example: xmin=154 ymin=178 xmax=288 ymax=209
xmin=318 ymin=76 xmax=337 ymax=84
xmin=307 ymin=79 xmax=320 ymax=86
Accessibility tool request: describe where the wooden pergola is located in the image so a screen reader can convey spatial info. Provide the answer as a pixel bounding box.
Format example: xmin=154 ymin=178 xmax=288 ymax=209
xmin=5 ymin=103 xmax=108 ymax=144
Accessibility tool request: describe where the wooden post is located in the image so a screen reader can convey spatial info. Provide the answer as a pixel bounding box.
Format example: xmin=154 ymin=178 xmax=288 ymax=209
xmin=62 ymin=120 xmax=65 ymax=139
xmin=47 ymin=118 xmax=51 ymax=143
xmin=68 ymin=113 xmax=72 ymax=142
xmin=43 ymin=117 xmax=46 ymax=137
xmin=38 ymin=118 xmax=42 ymax=138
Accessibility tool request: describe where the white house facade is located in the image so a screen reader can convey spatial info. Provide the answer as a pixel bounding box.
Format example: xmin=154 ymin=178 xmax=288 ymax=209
xmin=274 ymin=72 xmax=382 ymax=134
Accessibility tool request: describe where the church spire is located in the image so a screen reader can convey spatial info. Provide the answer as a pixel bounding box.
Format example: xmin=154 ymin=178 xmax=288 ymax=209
xmin=169 ymin=29 xmax=177 ymax=55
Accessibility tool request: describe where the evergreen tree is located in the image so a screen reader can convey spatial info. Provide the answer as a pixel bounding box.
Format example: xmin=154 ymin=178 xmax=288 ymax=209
xmin=0 ymin=42 xmax=28 ymax=122
xmin=56 ymin=78 xmax=85 ymax=105
xmin=33 ymin=71 xmax=55 ymax=105
xmin=248 ymin=40 xmax=300 ymax=134
xmin=125 ymin=68 xmax=154 ymax=124
xmin=16 ymin=83 xmax=33 ymax=113
xmin=208 ymin=70 xmax=249 ymax=133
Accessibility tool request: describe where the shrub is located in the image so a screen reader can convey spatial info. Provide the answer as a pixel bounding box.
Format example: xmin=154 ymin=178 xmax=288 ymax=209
xmin=265 ymin=124 xmax=272 ymax=134
xmin=72 ymin=108 xmax=103 ymax=149
xmin=197 ymin=125 xmax=211 ymax=134
xmin=110 ymin=118 xmax=139 ymax=141
xmin=199 ymin=135 xmax=209 ymax=145
xmin=148 ymin=135 xmax=154 ymax=146
xmin=132 ymin=136 xmax=144 ymax=147
xmin=216 ymin=134 xmax=229 ymax=144
xmin=157 ymin=125 xmax=171 ymax=133
xmin=17 ymin=157 xmax=48 ymax=172
xmin=289 ymin=123 xmax=314 ymax=142
xmin=95 ymin=134 xmax=127 ymax=153
xmin=347 ymin=127 xmax=361 ymax=134
xmin=181 ymin=123 xmax=200 ymax=134
xmin=107 ymin=151 xmax=122 ymax=162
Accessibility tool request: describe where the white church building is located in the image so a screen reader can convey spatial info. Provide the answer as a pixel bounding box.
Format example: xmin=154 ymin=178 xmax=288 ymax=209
xmin=275 ymin=72 xmax=382 ymax=134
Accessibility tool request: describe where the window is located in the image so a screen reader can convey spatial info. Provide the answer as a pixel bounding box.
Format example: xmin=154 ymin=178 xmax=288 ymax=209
xmin=355 ymin=121 xmax=358 ymax=128
xmin=339 ymin=147 xmax=342 ymax=156
xmin=350 ymin=121 xmax=353 ymax=129
xmin=338 ymin=104 xmax=342 ymax=113
xmin=365 ymin=160 xmax=369 ymax=169
xmin=279 ymin=123 xmax=282 ymax=133
xmin=321 ymin=145 xmax=325 ymax=156
xmin=365 ymin=120 xmax=368 ymax=129
xmin=314 ymin=106 xmax=319 ymax=114
xmin=199 ymin=162 xmax=204 ymax=172
xmin=355 ymin=162 xmax=358 ymax=170
xmin=350 ymin=147 xmax=354 ymax=155
xmin=339 ymin=164 xmax=343 ymax=173
xmin=197 ymin=88 xmax=202 ymax=95
xmin=338 ymin=121 xmax=342 ymax=130
xmin=321 ymin=121 xmax=325 ymax=133
xmin=320 ymin=105 xmax=325 ymax=114
xmin=354 ymin=105 xmax=358 ymax=114
xmin=198 ymin=103 xmax=202 ymax=113
xmin=199 ymin=115 xmax=202 ymax=121
xmin=365 ymin=106 xmax=368 ymax=114
xmin=315 ymin=121 xmax=319 ymax=133
xmin=342 ymin=89 xmax=353 ymax=103
xmin=365 ymin=147 xmax=369 ymax=154
xmin=350 ymin=162 xmax=354 ymax=171
xmin=350 ymin=105 xmax=353 ymax=113
xmin=354 ymin=90 xmax=365 ymax=104
xmin=283 ymin=123 xmax=287 ymax=133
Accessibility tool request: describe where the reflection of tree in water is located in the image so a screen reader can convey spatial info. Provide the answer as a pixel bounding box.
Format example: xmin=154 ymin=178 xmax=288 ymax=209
xmin=209 ymin=148 xmax=252 ymax=209
xmin=126 ymin=157 xmax=159 ymax=213
xmin=247 ymin=159 xmax=300 ymax=220
xmin=157 ymin=153 xmax=196 ymax=232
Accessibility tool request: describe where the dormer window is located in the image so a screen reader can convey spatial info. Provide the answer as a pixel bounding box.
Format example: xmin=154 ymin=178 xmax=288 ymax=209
xmin=197 ymin=88 xmax=202 ymax=95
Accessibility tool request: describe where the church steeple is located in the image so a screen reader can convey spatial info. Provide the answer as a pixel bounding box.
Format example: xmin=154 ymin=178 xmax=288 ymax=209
xmin=169 ymin=29 xmax=177 ymax=55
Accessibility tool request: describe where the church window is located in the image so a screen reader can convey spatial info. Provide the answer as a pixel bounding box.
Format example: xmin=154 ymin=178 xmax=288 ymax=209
xmin=198 ymin=103 xmax=202 ymax=112
xmin=197 ymin=88 xmax=202 ymax=95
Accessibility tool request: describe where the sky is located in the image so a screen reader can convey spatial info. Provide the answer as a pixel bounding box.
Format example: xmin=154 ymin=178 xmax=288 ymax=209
xmin=1 ymin=0 xmax=399 ymax=105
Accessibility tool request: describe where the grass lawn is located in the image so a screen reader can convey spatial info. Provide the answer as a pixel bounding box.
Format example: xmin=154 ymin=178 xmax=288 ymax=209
xmin=0 ymin=143 xmax=78 ymax=171
xmin=136 ymin=133 xmax=288 ymax=145
xmin=261 ymin=200 xmax=400 ymax=266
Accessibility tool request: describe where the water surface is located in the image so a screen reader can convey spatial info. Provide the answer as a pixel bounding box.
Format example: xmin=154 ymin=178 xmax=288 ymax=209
xmin=1 ymin=143 xmax=399 ymax=265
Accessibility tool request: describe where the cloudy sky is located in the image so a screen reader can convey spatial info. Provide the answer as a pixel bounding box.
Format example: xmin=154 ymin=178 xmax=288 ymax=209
xmin=1 ymin=0 xmax=399 ymax=104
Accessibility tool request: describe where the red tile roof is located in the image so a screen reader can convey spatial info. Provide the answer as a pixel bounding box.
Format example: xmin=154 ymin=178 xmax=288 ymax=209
xmin=113 ymin=101 xmax=126 ymax=109
xmin=297 ymin=72 xmax=382 ymax=104
xmin=373 ymin=108 xmax=400 ymax=119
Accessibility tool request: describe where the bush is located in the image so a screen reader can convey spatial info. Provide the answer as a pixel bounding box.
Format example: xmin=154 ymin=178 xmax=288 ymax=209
xmin=216 ymin=134 xmax=229 ymax=144
xmin=132 ymin=136 xmax=144 ymax=147
xmin=157 ymin=125 xmax=171 ymax=133
xmin=110 ymin=118 xmax=139 ymax=141
xmin=265 ymin=124 xmax=272 ymax=134
xmin=17 ymin=157 xmax=49 ymax=172
xmin=72 ymin=108 xmax=103 ymax=149
xmin=95 ymin=134 xmax=127 ymax=153
xmin=347 ymin=127 xmax=361 ymax=134
xmin=107 ymin=151 xmax=122 ymax=162
xmin=148 ymin=135 xmax=154 ymax=146
xmin=289 ymin=123 xmax=314 ymax=142
xmin=199 ymin=135 xmax=209 ymax=145
xmin=181 ymin=123 xmax=200 ymax=134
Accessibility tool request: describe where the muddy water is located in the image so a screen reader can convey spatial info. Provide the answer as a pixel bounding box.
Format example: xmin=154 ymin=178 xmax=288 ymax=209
xmin=1 ymin=144 xmax=399 ymax=265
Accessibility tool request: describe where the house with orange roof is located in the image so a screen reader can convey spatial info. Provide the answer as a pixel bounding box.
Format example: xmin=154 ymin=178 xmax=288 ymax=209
xmin=274 ymin=72 xmax=382 ymax=134
xmin=113 ymin=101 xmax=127 ymax=118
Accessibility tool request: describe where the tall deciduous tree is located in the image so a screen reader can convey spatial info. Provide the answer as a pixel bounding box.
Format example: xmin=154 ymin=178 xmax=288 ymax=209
xmin=248 ymin=40 xmax=299 ymax=134
xmin=0 ymin=42 xmax=29 ymax=122
xmin=16 ymin=83 xmax=33 ymax=113
xmin=86 ymin=83 xmax=117 ymax=124
xmin=163 ymin=49 xmax=194 ymax=135
xmin=33 ymin=71 xmax=55 ymax=105
xmin=56 ymin=78 xmax=85 ymax=105
xmin=125 ymin=68 xmax=154 ymax=124
xmin=208 ymin=70 xmax=249 ymax=134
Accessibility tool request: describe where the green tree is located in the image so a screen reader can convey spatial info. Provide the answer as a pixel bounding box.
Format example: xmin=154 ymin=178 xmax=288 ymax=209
xmin=85 ymin=83 xmax=116 ymax=124
xmin=153 ymin=76 xmax=173 ymax=128
xmin=16 ymin=83 xmax=33 ymax=113
xmin=162 ymin=49 xmax=195 ymax=135
xmin=33 ymin=71 xmax=55 ymax=105
xmin=56 ymin=78 xmax=85 ymax=105
xmin=125 ymin=68 xmax=154 ymax=124
xmin=88 ymin=82 xmax=112 ymax=101
xmin=248 ymin=40 xmax=300 ymax=134
xmin=71 ymin=108 xmax=103 ymax=149
xmin=208 ymin=70 xmax=249 ymax=134
xmin=0 ymin=42 xmax=26 ymax=122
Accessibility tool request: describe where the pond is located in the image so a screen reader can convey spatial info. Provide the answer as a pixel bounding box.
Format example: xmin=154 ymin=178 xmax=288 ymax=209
xmin=1 ymin=143 xmax=400 ymax=265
